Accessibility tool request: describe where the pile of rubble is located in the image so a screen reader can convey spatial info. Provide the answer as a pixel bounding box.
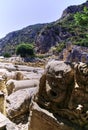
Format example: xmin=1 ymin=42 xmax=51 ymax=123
xmin=0 ymin=60 xmax=88 ymax=130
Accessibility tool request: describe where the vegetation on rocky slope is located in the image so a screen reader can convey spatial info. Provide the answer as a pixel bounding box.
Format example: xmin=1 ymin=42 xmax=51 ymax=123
xmin=0 ymin=1 xmax=88 ymax=55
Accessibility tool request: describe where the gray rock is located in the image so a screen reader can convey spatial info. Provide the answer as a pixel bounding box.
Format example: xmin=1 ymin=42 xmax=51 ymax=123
xmin=0 ymin=112 xmax=18 ymax=130
xmin=6 ymin=87 xmax=38 ymax=119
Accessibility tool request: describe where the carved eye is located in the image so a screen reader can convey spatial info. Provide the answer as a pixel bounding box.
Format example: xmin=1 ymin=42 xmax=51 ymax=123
xmin=51 ymin=82 xmax=55 ymax=86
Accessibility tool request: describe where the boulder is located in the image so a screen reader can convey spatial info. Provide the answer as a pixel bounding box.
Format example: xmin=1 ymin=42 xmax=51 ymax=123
xmin=0 ymin=112 xmax=18 ymax=130
xmin=29 ymin=102 xmax=75 ymax=130
xmin=6 ymin=87 xmax=38 ymax=119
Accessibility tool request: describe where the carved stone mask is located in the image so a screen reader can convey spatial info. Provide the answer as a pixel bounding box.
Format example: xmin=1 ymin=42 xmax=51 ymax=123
xmin=45 ymin=61 xmax=74 ymax=104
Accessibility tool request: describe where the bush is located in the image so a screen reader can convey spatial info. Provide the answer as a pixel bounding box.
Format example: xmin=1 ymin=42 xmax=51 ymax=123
xmin=74 ymin=7 xmax=88 ymax=26
xmin=4 ymin=53 xmax=11 ymax=58
xmin=16 ymin=43 xmax=34 ymax=58
xmin=56 ymin=43 xmax=66 ymax=53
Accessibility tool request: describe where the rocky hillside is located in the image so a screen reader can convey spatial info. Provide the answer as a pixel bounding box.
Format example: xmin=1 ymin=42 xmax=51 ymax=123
xmin=0 ymin=24 xmax=46 ymax=55
xmin=0 ymin=1 xmax=88 ymax=55
xmin=35 ymin=1 xmax=88 ymax=53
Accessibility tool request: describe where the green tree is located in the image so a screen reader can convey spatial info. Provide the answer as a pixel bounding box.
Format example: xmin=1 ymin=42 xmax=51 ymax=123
xmin=4 ymin=52 xmax=11 ymax=58
xmin=74 ymin=7 xmax=88 ymax=26
xmin=16 ymin=43 xmax=34 ymax=57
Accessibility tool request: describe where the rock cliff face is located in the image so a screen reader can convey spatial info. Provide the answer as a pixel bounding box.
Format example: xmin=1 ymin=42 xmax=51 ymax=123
xmin=35 ymin=1 xmax=88 ymax=53
xmin=0 ymin=1 xmax=88 ymax=54
xmin=35 ymin=24 xmax=72 ymax=53
xmin=0 ymin=24 xmax=46 ymax=55
xmin=61 ymin=1 xmax=88 ymax=18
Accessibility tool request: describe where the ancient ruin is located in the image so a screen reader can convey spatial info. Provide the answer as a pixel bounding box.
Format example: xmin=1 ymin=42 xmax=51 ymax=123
xmin=0 ymin=60 xmax=88 ymax=130
xmin=29 ymin=60 xmax=88 ymax=130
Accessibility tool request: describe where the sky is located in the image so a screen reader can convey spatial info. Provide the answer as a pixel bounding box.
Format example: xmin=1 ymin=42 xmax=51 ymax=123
xmin=0 ymin=0 xmax=86 ymax=38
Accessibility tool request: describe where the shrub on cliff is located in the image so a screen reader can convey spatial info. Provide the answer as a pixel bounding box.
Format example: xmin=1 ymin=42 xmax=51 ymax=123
xmin=74 ymin=7 xmax=88 ymax=26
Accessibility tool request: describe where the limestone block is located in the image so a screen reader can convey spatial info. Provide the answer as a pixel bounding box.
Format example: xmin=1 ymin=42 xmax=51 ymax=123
xmin=22 ymin=71 xmax=42 ymax=80
xmin=6 ymin=87 xmax=38 ymax=119
xmin=29 ymin=102 xmax=74 ymax=130
xmin=2 ymin=71 xmax=24 ymax=81
xmin=6 ymin=79 xmax=39 ymax=95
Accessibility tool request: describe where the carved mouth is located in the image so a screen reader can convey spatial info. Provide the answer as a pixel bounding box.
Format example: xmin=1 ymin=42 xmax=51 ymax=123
xmin=50 ymin=90 xmax=58 ymax=98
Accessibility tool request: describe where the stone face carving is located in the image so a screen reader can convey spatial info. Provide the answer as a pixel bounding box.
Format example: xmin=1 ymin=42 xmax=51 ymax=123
xmin=35 ymin=61 xmax=88 ymax=129
xmin=37 ymin=60 xmax=74 ymax=110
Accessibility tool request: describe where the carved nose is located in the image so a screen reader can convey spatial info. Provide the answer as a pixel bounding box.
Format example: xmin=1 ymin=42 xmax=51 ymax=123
xmin=56 ymin=74 xmax=62 ymax=78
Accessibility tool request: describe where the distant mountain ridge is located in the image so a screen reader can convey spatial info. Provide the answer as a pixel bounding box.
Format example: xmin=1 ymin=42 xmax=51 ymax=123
xmin=0 ymin=1 xmax=88 ymax=55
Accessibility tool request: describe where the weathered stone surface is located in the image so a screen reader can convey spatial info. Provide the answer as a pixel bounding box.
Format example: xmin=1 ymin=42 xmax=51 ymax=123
xmin=22 ymin=71 xmax=43 ymax=80
xmin=63 ymin=45 xmax=88 ymax=63
xmin=0 ymin=91 xmax=5 ymax=114
xmin=6 ymin=79 xmax=39 ymax=95
xmin=29 ymin=102 xmax=75 ymax=130
xmin=0 ymin=78 xmax=7 ymax=95
xmin=2 ymin=71 xmax=24 ymax=81
xmin=34 ymin=60 xmax=88 ymax=129
xmin=61 ymin=1 xmax=88 ymax=18
xmin=0 ymin=112 xmax=18 ymax=130
xmin=37 ymin=60 xmax=74 ymax=110
xmin=68 ymin=62 xmax=88 ymax=127
xmin=6 ymin=87 xmax=38 ymax=119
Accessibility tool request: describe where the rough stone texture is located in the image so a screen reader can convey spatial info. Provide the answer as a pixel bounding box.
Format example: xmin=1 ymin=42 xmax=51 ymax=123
xmin=37 ymin=60 xmax=74 ymax=110
xmin=35 ymin=25 xmax=72 ymax=53
xmin=0 ymin=112 xmax=18 ymax=130
xmin=61 ymin=1 xmax=88 ymax=18
xmin=29 ymin=102 xmax=75 ymax=130
xmin=6 ymin=87 xmax=38 ymax=119
xmin=0 ymin=78 xmax=7 ymax=95
xmin=23 ymin=72 xmax=42 ymax=80
xmin=2 ymin=71 xmax=24 ymax=82
xmin=63 ymin=45 xmax=88 ymax=63
xmin=33 ymin=60 xmax=88 ymax=130
xmin=0 ymin=91 xmax=5 ymax=114
xmin=6 ymin=79 xmax=39 ymax=95
xmin=68 ymin=62 xmax=88 ymax=128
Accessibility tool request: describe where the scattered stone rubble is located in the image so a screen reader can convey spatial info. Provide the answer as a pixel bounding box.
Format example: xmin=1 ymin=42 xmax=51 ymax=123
xmin=0 ymin=62 xmax=44 ymax=130
xmin=0 ymin=60 xmax=88 ymax=130
xmin=59 ymin=44 xmax=88 ymax=63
